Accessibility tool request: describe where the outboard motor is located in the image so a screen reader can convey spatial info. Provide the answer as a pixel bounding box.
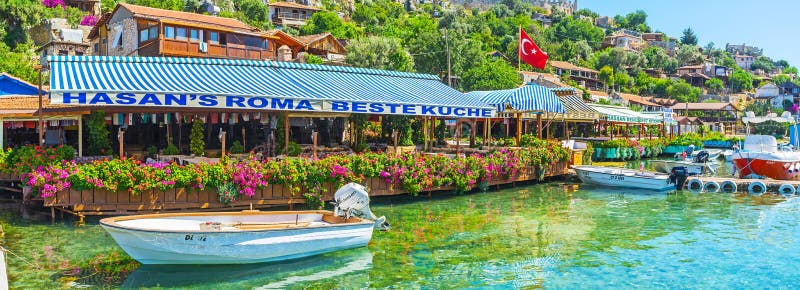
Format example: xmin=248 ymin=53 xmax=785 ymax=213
xmin=669 ymin=166 xmax=689 ymax=191
xmin=694 ymin=150 xmax=709 ymax=163
xmin=332 ymin=183 xmax=390 ymax=231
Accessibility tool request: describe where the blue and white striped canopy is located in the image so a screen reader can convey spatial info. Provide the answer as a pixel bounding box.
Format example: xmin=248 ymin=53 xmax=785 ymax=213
xmin=473 ymin=83 xmax=566 ymax=114
xmin=48 ymin=56 xmax=495 ymax=117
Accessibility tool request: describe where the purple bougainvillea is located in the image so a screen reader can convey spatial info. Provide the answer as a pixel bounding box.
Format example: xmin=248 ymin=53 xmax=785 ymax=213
xmin=41 ymin=0 xmax=65 ymax=9
xmin=80 ymin=15 xmax=98 ymax=26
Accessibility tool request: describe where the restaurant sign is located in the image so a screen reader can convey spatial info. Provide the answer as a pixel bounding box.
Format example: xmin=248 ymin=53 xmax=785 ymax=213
xmin=51 ymin=92 xmax=495 ymax=118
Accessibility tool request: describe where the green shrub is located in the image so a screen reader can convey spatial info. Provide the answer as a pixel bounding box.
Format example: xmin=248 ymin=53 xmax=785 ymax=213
xmin=287 ymin=141 xmax=301 ymax=156
xmin=163 ymin=141 xmax=179 ymax=155
xmin=189 ymin=118 xmax=205 ymax=156
xmin=146 ymin=145 xmax=158 ymax=158
xmin=229 ymin=140 xmax=245 ymax=154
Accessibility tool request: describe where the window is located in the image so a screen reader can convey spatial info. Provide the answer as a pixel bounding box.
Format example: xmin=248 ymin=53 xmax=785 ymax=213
xmin=209 ymin=31 xmax=219 ymax=44
xmin=165 ymin=26 xmax=175 ymax=39
xmin=176 ymin=27 xmax=187 ymax=40
xmin=58 ymin=50 xmax=68 ymax=56
xmin=139 ymin=29 xmax=148 ymax=42
xmin=75 ymin=52 xmax=84 ymax=56
xmin=149 ymin=26 xmax=157 ymax=39
xmin=190 ymin=29 xmax=199 ymax=42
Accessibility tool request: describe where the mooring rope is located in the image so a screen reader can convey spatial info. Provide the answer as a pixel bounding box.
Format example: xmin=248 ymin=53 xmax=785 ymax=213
xmin=0 ymin=245 xmax=38 ymax=268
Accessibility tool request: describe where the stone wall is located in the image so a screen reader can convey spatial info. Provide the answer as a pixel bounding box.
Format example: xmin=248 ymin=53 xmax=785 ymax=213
xmin=105 ymin=18 xmax=138 ymax=57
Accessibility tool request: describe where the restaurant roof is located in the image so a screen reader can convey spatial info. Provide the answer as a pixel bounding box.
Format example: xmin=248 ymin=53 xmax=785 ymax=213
xmin=469 ymin=83 xmax=565 ymax=114
xmin=671 ymin=102 xmax=739 ymax=111
xmin=48 ymin=56 xmax=494 ymax=117
xmin=615 ymin=92 xmax=659 ymax=107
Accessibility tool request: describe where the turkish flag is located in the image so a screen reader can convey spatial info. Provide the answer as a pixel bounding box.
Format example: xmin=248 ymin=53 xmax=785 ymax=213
xmin=519 ymin=28 xmax=548 ymax=70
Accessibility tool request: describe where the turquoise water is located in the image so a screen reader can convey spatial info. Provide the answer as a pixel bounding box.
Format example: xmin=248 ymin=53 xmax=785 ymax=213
xmin=3 ymin=182 xmax=800 ymax=289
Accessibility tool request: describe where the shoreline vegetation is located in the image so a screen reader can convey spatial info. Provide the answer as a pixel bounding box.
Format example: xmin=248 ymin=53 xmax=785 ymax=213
xmin=4 ymin=135 xmax=570 ymax=208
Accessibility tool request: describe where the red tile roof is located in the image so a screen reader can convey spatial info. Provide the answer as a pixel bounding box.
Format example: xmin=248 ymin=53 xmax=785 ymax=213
xmin=120 ymin=3 xmax=257 ymax=31
xmin=548 ymin=60 xmax=598 ymax=73
xmin=270 ymin=2 xmax=321 ymax=10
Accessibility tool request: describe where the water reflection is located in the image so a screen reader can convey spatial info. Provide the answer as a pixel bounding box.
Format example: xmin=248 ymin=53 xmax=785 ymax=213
xmin=120 ymin=248 xmax=373 ymax=288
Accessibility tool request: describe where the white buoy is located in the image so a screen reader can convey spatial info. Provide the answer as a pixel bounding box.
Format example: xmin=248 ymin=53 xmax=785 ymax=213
xmin=748 ymin=181 xmax=767 ymax=196
xmin=687 ymin=178 xmax=704 ymax=193
xmin=703 ymin=181 xmax=720 ymax=193
xmin=720 ymin=180 xmax=738 ymax=193
xmin=778 ymin=184 xmax=796 ymax=197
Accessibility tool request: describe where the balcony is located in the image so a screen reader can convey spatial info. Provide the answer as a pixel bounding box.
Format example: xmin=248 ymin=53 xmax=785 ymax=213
xmin=272 ymin=12 xmax=313 ymax=27
xmin=156 ymin=38 xmax=273 ymax=61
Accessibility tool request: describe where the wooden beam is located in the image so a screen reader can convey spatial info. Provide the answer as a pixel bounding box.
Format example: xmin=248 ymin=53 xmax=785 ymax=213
xmin=284 ymin=112 xmax=289 ymax=154
xmin=516 ymin=113 xmax=522 ymax=146
xmin=536 ymin=113 xmax=542 ymax=139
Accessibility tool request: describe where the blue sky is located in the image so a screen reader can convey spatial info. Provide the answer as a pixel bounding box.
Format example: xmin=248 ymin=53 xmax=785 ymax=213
xmin=579 ymin=0 xmax=798 ymax=67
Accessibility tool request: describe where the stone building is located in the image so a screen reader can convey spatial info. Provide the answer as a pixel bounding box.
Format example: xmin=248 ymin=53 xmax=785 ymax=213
xmin=89 ymin=3 xmax=275 ymax=60
xmin=29 ymin=18 xmax=93 ymax=68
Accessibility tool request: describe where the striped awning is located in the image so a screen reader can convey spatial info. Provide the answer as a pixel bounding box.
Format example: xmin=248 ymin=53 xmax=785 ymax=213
xmin=544 ymin=95 xmax=601 ymax=121
xmin=473 ymin=83 xmax=565 ymax=113
xmin=589 ymin=104 xmax=663 ymax=124
xmin=48 ymin=56 xmax=495 ymax=118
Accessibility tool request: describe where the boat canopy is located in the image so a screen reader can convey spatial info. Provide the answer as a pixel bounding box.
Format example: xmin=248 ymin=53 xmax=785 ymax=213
xmin=47 ymin=56 xmax=496 ymax=118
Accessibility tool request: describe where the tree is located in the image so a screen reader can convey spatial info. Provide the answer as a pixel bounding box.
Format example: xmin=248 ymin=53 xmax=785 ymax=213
xmin=234 ymin=0 xmax=271 ymax=30
xmin=300 ymin=11 xmax=363 ymax=39
xmin=705 ymin=78 xmax=724 ymax=94
xmin=304 ymin=54 xmax=323 ymax=64
xmin=345 ymin=36 xmax=414 ymax=72
xmin=772 ymin=74 xmax=791 ymax=86
xmin=614 ymin=10 xmax=650 ymax=32
xmin=613 ymin=71 xmax=631 ymax=91
xmin=598 ymin=65 xmax=613 ymax=91
xmin=751 ymin=56 xmax=775 ymax=72
xmin=680 ymin=27 xmax=697 ymax=45
xmin=86 ymin=111 xmax=112 ymax=156
xmin=676 ymin=45 xmax=703 ymax=66
xmin=785 ymin=66 xmax=799 ymax=75
xmin=730 ymin=68 xmax=754 ymax=92
xmin=666 ymin=79 xmax=701 ymax=102
xmin=462 ymin=59 xmax=519 ymax=91
xmin=189 ymin=118 xmax=205 ymax=156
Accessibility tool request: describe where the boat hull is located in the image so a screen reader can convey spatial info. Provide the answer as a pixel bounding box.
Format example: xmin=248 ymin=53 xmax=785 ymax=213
xmin=101 ymin=212 xmax=375 ymax=264
xmin=732 ymin=156 xmax=800 ymax=180
xmin=573 ymin=166 xmax=674 ymax=191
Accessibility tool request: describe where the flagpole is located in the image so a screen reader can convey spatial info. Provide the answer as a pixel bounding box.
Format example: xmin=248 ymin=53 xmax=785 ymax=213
xmin=518 ymin=26 xmax=522 ymax=72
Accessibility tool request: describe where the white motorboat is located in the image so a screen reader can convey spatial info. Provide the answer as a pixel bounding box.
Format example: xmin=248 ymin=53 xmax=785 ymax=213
xmin=675 ymin=149 xmax=722 ymax=161
xmin=572 ymin=165 xmax=677 ymax=191
xmin=722 ymin=150 xmax=734 ymax=162
xmin=101 ymin=183 xmax=389 ymax=264
xmin=732 ymin=135 xmax=800 ymax=180
xmin=650 ymin=160 xmax=717 ymax=175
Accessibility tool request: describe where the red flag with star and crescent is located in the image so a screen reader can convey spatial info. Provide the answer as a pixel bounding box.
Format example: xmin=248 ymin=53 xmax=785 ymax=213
xmin=519 ymin=28 xmax=548 ymax=69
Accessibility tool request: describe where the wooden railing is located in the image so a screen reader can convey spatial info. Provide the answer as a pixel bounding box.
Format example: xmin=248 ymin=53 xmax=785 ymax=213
xmin=158 ymin=39 xmax=273 ymax=60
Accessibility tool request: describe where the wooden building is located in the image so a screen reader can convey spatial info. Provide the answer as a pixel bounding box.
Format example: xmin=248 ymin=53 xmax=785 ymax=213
xmin=269 ymin=1 xmax=322 ymax=28
xmin=88 ymin=3 xmax=276 ymax=61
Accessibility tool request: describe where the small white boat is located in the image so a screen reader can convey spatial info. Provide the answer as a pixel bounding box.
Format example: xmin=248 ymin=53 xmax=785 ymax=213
xmin=101 ymin=183 xmax=389 ymax=264
xmin=573 ymin=165 xmax=676 ymax=191
xmin=722 ymin=150 xmax=734 ymax=162
xmin=675 ymin=149 xmax=722 ymax=161
xmin=650 ymin=160 xmax=717 ymax=175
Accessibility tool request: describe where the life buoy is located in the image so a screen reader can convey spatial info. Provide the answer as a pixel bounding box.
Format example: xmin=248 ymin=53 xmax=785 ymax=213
xmin=703 ymin=181 xmax=720 ymax=193
xmin=687 ymin=178 xmax=703 ymax=193
xmin=748 ymin=181 xmax=767 ymax=196
xmin=720 ymin=181 xmax=737 ymax=193
xmin=778 ymin=184 xmax=796 ymax=197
